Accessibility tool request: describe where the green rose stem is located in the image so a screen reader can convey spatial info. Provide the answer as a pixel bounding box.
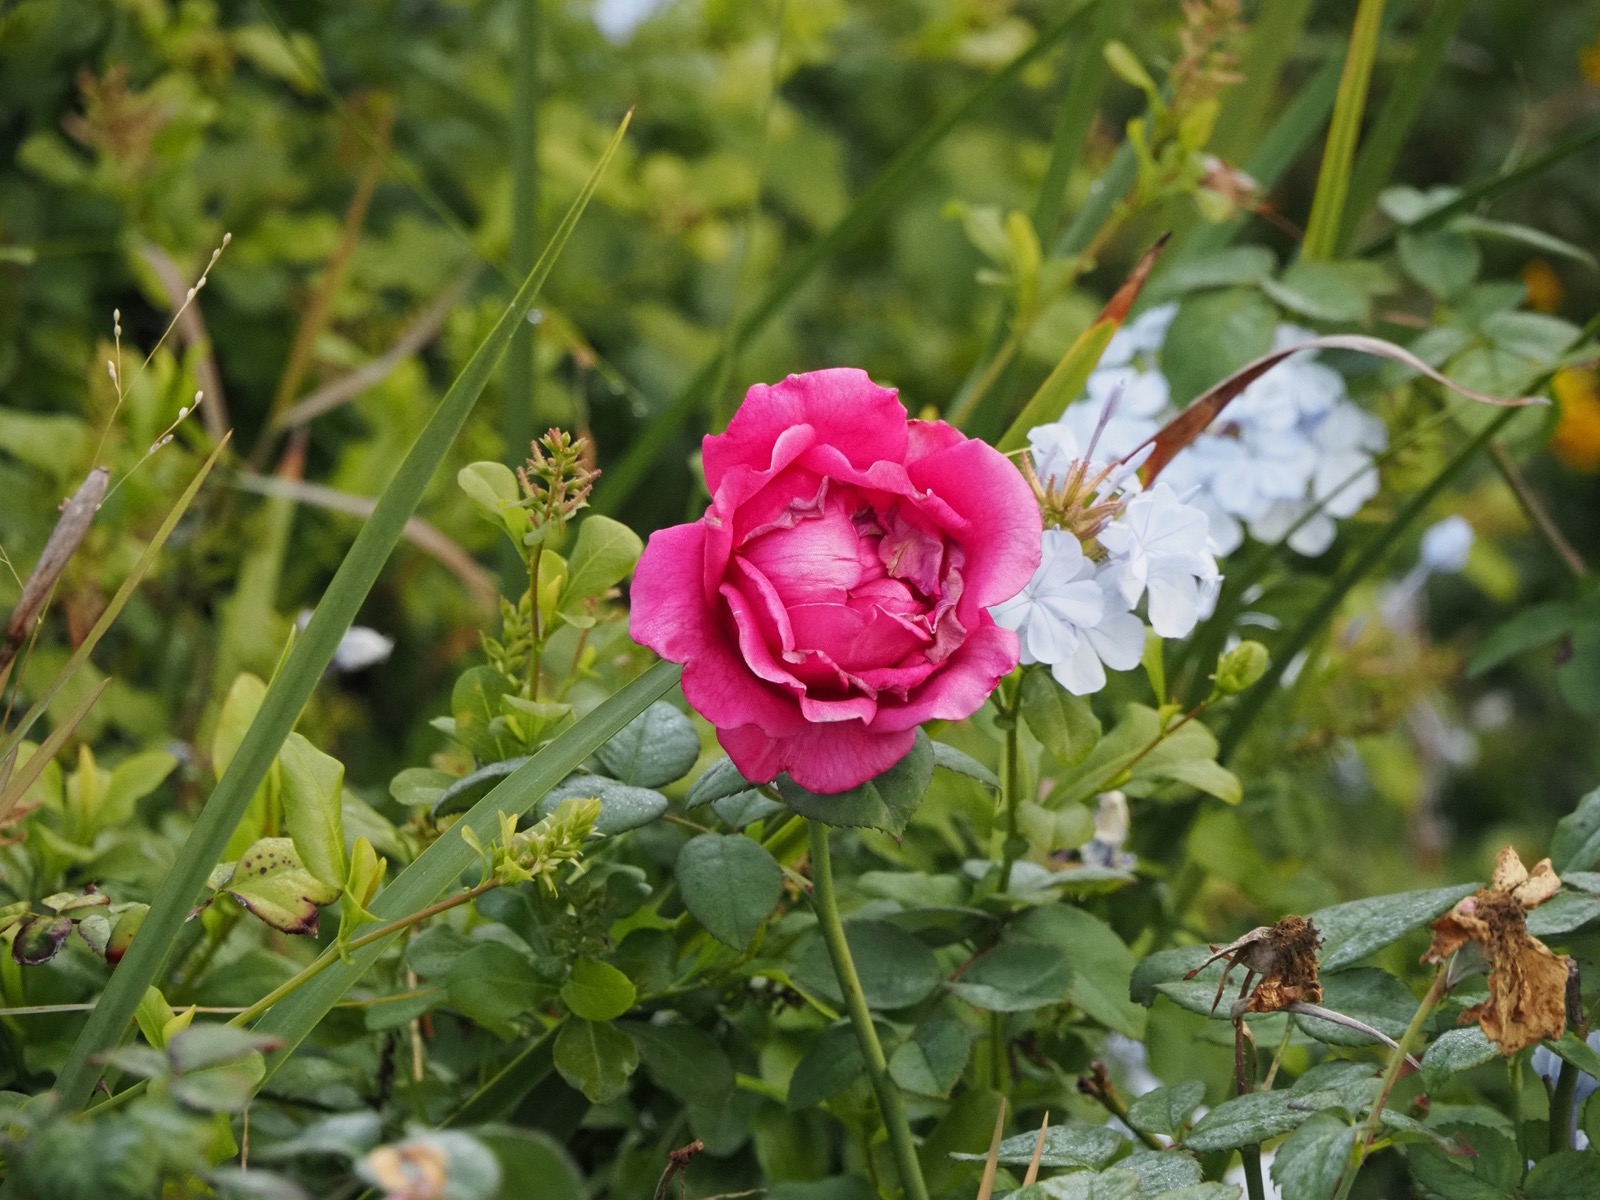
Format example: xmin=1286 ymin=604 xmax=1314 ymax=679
xmin=227 ymin=881 xmax=498 ymax=1029
xmin=1330 ymin=963 xmax=1450 ymax=1200
xmin=807 ymin=820 xmax=931 ymax=1200
xmin=995 ymin=677 xmax=1025 ymax=893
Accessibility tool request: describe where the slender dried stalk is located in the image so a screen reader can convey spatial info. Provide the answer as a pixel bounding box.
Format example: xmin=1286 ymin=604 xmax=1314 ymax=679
xmin=0 ymin=468 xmax=108 ymax=680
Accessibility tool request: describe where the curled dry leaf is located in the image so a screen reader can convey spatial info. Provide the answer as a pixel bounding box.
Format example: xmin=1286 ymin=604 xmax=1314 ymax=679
xmin=1424 ymin=846 xmax=1568 ymax=1055
xmin=1186 ymin=914 xmax=1324 ymax=1015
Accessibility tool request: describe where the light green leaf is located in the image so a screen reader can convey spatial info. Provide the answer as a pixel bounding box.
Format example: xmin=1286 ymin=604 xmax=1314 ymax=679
xmin=213 ymin=674 xmax=267 ymax=777
xmin=1014 ymin=904 xmax=1146 ymax=1037
xmin=277 ymin=732 xmax=346 ymax=892
xmin=223 ymin=838 xmax=341 ymax=935
xmin=1021 ymin=668 xmax=1101 ymax=767
xmin=1398 ymin=228 xmax=1480 ymax=298
xmin=561 ymin=515 xmax=643 ymax=610
xmin=950 ymin=1123 xmax=1124 ymax=1169
xmin=100 ymin=750 xmax=178 ymax=828
xmin=675 ymin=833 xmax=783 ymax=951
xmin=931 ymin=741 xmax=999 ymax=789
xmin=1184 ymin=1092 xmax=1310 ymax=1153
xmin=887 ymin=1016 xmax=973 ymax=1098
xmin=560 ymin=960 xmax=636 ymax=1022
xmin=1127 ymin=1081 xmax=1207 ymax=1138
xmin=553 ymin=1019 xmax=639 ymax=1104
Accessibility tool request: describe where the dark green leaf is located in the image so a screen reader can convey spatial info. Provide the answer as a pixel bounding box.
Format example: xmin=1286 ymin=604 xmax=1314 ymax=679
xmin=1015 ymin=905 xmax=1145 ymax=1037
xmin=254 ymin=1112 xmax=382 ymax=1162
xmin=1421 ymin=1027 xmax=1498 ymax=1090
xmin=433 ymin=758 xmax=530 ymax=817
xmin=1127 ymin=1081 xmax=1207 ymax=1138
xmin=594 ymin=701 xmax=699 ymax=788
xmin=1293 ymin=968 xmax=1416 ymax=1045
xmin=777 ymin=730 xmax=934 ymax=836
xmin=1549 ymin=1032 xmax=1600 ymax=1081
xmin=1161 ymin=287 xmax=1278 ymax=405
xmin=1557 ymin=622 xmax=1600 ymax=716
xmin=947 ymin=937 xmax=1073 ymax=1012
xmin=791 ymin=920 xmax=943 ymax=1010
xmin=1523 ymin=1150 xmax=1600 ymax=1199
xmin=1184 ymin=1092 xmax=1310 ymax=1152
xmin=453 ymin=667 xmax=514 ymax=763
xmin=1310 ymin=885 xmax=1478 ymax=971
xmin=446 ymin=943 xmax=544 ymax=1025
xmin=787 ymin=1023 xmax=865 ymax=1109
xmin=537 ymin=774 xmax=668 ymax=834
xmin=931 ymin=741 xmax=999 ymax=789
xmin=1527 ymin=890 xmax=1600 ymax=936
xmin=1403 ymin=1142 xmax=1516 ymax=1200
xmin=1269 ymin=1114 xmax=1356 ymax=1200
xmin=552 ymin=1019 xmax=639 ymax=1104
xmin=949 ymin=1123 xmax=1124 ymax=1169
xmin=619 ymin=1021 xmax=735 ymax=1108
xmin=559 ymin=959 xmax=636 ymax=1022
xmin=1552 ymin=788 xmax=1600 ymax=874
xmin=712 ymin=790 xmax=784 ymax=829
xmin=1148 ymin=246 xmax=1277 ymax=300
xmin=1468 ymin=602 xmax=1582 ymax=678
xmin=687 ymin=757 xmax=756 ymax=808
xmin=887 ymin=1015 xmax=973 ymax=1098
xmin=675 ymin=833 xmax=784 ymax=951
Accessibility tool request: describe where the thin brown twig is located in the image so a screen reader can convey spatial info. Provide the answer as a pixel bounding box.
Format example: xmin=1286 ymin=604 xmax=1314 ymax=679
xmin=226 ymin=472 xmax=498 ymax=615
xmin=270 ymin=268 xmax=480 ymax=432
xmin=652 ymin=1140 xmax=705 ymax=1200
xmin=257 ymin=98 xmax=395 ymax=459
xmin=1488 ymin=442 xmax=1588 ymax=580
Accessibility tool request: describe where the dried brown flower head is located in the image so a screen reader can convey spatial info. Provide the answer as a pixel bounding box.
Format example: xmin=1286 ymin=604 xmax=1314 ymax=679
xmin=1186 ymin=914 xmax=1324 ymax=1015
xmin=1424 ymin=846 xmax=1568 ymax=1055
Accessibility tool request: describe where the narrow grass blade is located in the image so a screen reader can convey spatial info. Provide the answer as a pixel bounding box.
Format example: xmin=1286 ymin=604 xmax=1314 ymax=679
xmin=53 ymin=115 xmax=632 ymax=1110
xmin=996 ymin=235 xmax=1168 ymax=454
xmin=1301 ymin=0 xmax=1389 ymax=260
xmin=1137 ymin=333 xmax=1544 ymax=485
xmin=1217 ymin=406 xmax=1522 ymax=762
xmin=0 ymin=679 xmax=109 ymax=822
xmin=1032 ymin=0 xmax=1123 ymax=242
xmin=1336 ymin=0 xmax=1472 ymax=251
xmin=0 ymin=439 xmax=229 ymax=766
xmin=591 ymin=7 xmax=1089 ymax=518
xmin=1357 ymin=119 xmax=1600 ymax=256
xmin=248 ymin=661 xmax=682 ymax=1071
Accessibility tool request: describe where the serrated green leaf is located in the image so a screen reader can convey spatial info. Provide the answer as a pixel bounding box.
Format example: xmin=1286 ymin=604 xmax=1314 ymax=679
xmin=950 ymin=1123 xmax=1124 ymax=1168
xmin=1184 ymin=1092 xmax=1310 ymax=1152
xmin=777 ymin=730 xmax=933 ymax=836
xmin=1553 ymin=788 xmax=1600 ymax=874
xmin=686 ymin=757 xmax=755 ymax=808
xmin=791 ymin=919 xmax=942 ymax=1011
xmin=947 ymin=937 xmax=1073 ymax=1012
xmin=787 ymin=1023 xmax=865 ymax=1110
xmin=931 ymin=740 xmax=999 ymax=789
xmin=1015 ymin=898 xmax=1145 ymax=1037
xmin=536 ymin=773 xmax=668 ymax=834
xmin=1269 ymin=1114 xmax=1356 ymax=1200
xmin=888 ymin=1016 xmax=972 ymax=1098
xmin=1128 ymin=1081 xmax=1207 ymax=1138
xmin=1309 ymin=884 xmax=1478 ymax=971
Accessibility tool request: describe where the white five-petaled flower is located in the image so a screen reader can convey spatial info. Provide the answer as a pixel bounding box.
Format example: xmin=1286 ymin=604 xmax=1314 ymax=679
xmin=1097 ymin=483 xmax=1222 ymax=638
xmin=990 ymin=531 xmax=1145 ymax=696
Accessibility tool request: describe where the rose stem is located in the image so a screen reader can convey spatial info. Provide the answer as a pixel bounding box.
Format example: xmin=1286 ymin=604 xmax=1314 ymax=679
xmin=807 ymin=820 xmax=931 ymax=1200
xmin=1331 ymin=963 xmax=1449 ymax=1200
xmin=996 ymin=677 xmax=1025 ymax=892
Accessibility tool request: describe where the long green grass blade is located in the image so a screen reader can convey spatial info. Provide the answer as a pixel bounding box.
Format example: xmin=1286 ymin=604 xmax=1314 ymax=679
xmin=53 ymin=115 xmax=632 ymax=1110
xmin=0 ymin=438 xmax=230 ymax=765
xmin=1032 ymin=0 xmax=1122 ymax=242
xmin=1300 ymin=0 xmax=1389 ymax=261
xmin=1216 ymin=406 xmax=1520 ymax=762
xmin=591 ymin=6 xmax=1090 ymax=518
xmin=0 ymin=679 xmax=109 ymax=820
xmin=1336 ymin=0 xmax=1471 ymax=252
xmin=249 ymin=660 xmax=682 ymax=1070
xmin=1357 ymin=118 xmax=1600 ymax=256
xmin=445 ymin=1026 xmax=558 ymax=1126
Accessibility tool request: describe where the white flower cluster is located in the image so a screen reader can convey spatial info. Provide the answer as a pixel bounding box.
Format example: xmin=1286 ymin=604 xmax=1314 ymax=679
xmin=991 ymin=419 xmax=1220 ymax=696
xmin=1060 ymin=303 xmax=1388 ymax=556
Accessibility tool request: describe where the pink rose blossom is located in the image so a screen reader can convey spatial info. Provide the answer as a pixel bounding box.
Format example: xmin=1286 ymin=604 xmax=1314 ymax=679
xmin=629 ymin=368 xmax=1042 ymax=793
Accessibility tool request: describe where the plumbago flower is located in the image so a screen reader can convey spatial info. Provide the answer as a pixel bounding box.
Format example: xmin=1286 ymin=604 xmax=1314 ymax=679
xmin=990 ymin=418 xmax=1220 ymax=696
xmin=630 ymin=369 xmax=1041 ymax=793
xmin=1072 ymin=305 xmax=1389 ymax=555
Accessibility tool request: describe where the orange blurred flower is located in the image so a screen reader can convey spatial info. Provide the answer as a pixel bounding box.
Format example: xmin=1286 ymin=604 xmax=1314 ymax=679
xmin=1552 ymin=367 xmax=1600 ymax=472
xmin=1521 ymin=259 xmax=1563 ymax=314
